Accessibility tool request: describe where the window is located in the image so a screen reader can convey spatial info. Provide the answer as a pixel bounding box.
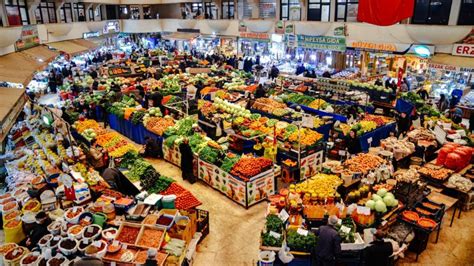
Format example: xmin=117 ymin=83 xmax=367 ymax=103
xmin=307 ymin=0 xmax=330 ymax=21
xmin=119 ymin=5 xmax=130 ymax=19
xmin=88 ymin=8 xmax=94 ymax=21
xmin=5 ymin=0 xmax=29 ymax=25
xmin=143 ymin=5 xmax=151 ymax=19
xmin=130 ymin=6 xmax=140 ymax=19
xmin=204 ymin=2 xmax=218 ymax=19
xmin=458 ymin=0 xmax=474 ymax=25
xmin=60 ymin=3 xmax=73 ymax=23
xmin=106 ymin=5 xmax=119 ymax=20
xmin=280 ymin=0 xmax=300 ymax=20
xmin=222 ymin=0 xmax=234 ymax=19
xmin=192 ymin=3 xmax=203 ymax=16
xmin=237 ymin=0 xmax=252 ymax=19
xmin=259 ymin=0 xmax=276 ymax=18
xmin=412 ymin=0 xmax=452 ymax=25
xmin=73 ymin=3 xmax=85 ymax=21
xmin=35 ymin=0 xmax=56 ymax=24
xmin=335 ymin=0 xmax=358 ymax=22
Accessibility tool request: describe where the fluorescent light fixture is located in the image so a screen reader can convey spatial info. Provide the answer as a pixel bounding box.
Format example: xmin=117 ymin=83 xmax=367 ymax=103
xmin=413 ymin=45 xmax=431 ymax=58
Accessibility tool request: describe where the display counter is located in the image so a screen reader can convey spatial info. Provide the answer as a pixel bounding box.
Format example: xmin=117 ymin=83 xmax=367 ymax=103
xmin=197 ymin=159 xmax=275 ymax=208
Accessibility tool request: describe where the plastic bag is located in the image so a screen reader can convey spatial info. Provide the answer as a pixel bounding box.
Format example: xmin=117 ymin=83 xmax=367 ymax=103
xmin=278 ymin=241 xmax=294 ymax=264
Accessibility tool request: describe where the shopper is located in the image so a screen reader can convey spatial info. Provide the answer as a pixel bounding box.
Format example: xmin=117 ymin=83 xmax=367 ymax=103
xmin=88 ymin=141 xmax=107 ymax=174
xmin=446 ymin=104 xmax=463 ymax=124
xmin=269 ymin=65 xmax=280 ymax=80
xmin=374 ymin=78 xmax=383 ymax=86
xmin=48 ymin=70 xmax=57 ymax=94
xmin=437 ymin=94 xmax=449 ymax=113
xmin=364 ymin=230 xmax=394 ymax=266
xmin=469 ymin=112 xmax=474 ymax=133
xmin=400 ymin=80 xmax=408 ymax=92
xmin=396 ymin=112 xmax=411 ymax=137
xmin=143 ymin=136 xmax=162 ymax=158
xmin=417 ymin=87 xmax=429 ymax=100
xmin=322 ymin=71 xmax=331 ymax=78
xmin=384 ymin=78 xmax=391 ymax=89
xmin=144 ymin=248 xmax=158 ymax=266
xmin=179 ymin=138 xmax=195 ymax=183
xmin=255 ymin=84 xmax=266 ymax=98
xmin=295 ymin=63 xmax=306 ymax=76
xmin=314 ymin=215 xmax=341 ymax=266
xmin=23 ymin=211 xmax=52 ymax=250
xmin=346 ymin=129 xmax=361 ymax=155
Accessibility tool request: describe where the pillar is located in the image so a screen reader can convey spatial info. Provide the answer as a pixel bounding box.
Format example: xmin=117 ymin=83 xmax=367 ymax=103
xmin=0 ymin=0 xmax=10 ymax=26
xmin=27 ymin=0 xmax=40 ymax=24
xmin=248 ymin=0 xmax=259 ymax=19
xmin=54 ymin=0 xmax=65 ymax=23
xmin=138 ymin=5 xmax=144 ymax=20
xmin=275 ymin=0 xmax=280 ymax=20
xmin=329 ymin=0 xmax=335 ymax=22
xmin=300 ymin=0 xmax=306 ymax=21
xmin=85 ymin=3 xmax=93 ymax=21
xmin=448 ymin=0 xmax=461 ymax=25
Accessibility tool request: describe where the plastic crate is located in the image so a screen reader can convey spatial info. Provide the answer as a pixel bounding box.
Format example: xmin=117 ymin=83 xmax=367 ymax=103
xmin=196 ymin=209 xmax=209 ymax=243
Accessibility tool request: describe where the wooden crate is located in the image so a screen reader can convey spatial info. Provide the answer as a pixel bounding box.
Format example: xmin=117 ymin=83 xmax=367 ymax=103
xmin=135 ymin=224 xmax=166 ymax=249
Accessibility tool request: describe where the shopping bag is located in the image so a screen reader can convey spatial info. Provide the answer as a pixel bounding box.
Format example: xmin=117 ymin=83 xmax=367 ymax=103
xmin=278 ymin=240 xmax=294 ymax=264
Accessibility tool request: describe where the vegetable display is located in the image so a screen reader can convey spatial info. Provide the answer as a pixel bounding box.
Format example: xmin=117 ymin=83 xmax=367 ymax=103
xmin=286 ymin=229 xmax=317 ymax=253
xmin=230 ymin=156 xmax=273 ymax=181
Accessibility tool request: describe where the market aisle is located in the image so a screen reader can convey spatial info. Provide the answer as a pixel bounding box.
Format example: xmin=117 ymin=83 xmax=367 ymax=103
xmin=145 ymin=158 xmax=267 ymax=266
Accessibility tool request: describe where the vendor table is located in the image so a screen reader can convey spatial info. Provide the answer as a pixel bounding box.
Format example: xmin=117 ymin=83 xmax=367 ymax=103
xmin=197 ymin=159 xmax=275 ymax=208
xmin=427 ymin=189 xmax=462 ymax=227
xmin=359 ymin=122 xmax=396 ymax=152
xmin=107 ymin=113 xmax=162 ymax=145
xmin=287 ymin=101 xmax=348 ymax=122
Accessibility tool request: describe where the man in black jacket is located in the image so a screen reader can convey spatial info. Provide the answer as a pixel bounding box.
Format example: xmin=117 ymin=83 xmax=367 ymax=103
xmin=314 ymin=215 xmax=341 ymax=266
xmin=24 ymin=212 xmax=51 ymax=250
xmin=364 ymin=230 xmax=394 ymax=266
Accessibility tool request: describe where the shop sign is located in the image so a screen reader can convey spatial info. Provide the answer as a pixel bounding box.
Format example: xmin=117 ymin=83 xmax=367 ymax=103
xmin=286 ymin=34 xmax=296 ymax=48
xmin=333 ymin=26 xmax=346 ymax=36
xmin=452 ymin=44 xmax=474 ymax=57
xmin=285 ymin=22 xmax=295 ymax=34
xmin=428 ymin=63 xmax=474 ymax=73
xmin=177 ymin=28 xmax=200 ymax=33
xmin=296 ymin=35 xmax=346 ymax=52
xmin=14 ymin=25 xmax=40 ymax=52
xmin=348 ymin=40 xmax=398 ymax=52
xmin=275 ymin=21 xmax=285 ymax=34
xmin=239 ymin=32 xmax=270 ymax=40
xmin=103 ymin=20 xmax=120 ymax=34
xmin=83 ymin=31 xmax=101 ymax=39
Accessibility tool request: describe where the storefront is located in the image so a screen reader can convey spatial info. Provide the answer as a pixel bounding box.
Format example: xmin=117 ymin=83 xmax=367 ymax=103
xmin=194 ymin=35 xmax=237 ymax=56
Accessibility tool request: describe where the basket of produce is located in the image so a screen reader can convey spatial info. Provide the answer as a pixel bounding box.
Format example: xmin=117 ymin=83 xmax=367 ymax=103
xmin=136 ymin=225 xmax=165 ymax=249
xmin=446 ymin=174 xmax=472 ymax=192
xmin=4 ymin=246 xmax=28 ymax=265
xmin=82 ymin=224 xmax=102 ymax=240
xmin=101 ymin=228 xmax=118 ymax=241
xmin=48 ymin=236 xmax=62 ymax=249
xmin=286 ymin=228 xmax=317 ymax=255
xmin=21 ymin=199 xmax=41 ymax=213
xmin=115 ymin=223 xmax=141 ymax=245
xmin=64 ymin=206 xmax=84 ymax=224
xmin=84 ymin=240 xmax=108 ymax=258
xmin=417 ymin=218 xmax=437 ymax=230
xmin=46 ymin=254 xmax=69 ymax=266
xmin=38 ymin=234 xmax=53 ymax=249
xmin=20 ymin=251 xmax=42 ymax=266
xmin=418 ymin=165 xmax=453 ymax=184
xmin=47 ymin=221 xmax=62 ymax=235
xmin=68 ymin=225 xmax=85 ymax=239
xmin=59 ymin=238 xmax=78 ymax=256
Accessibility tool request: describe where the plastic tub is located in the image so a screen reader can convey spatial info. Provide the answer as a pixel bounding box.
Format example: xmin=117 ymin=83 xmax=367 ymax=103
xmin=68 ymin=225 xmax=84 ymax=240
xmin=58 ymin=238 xmax=78 ymax=256
xmin=82 ymin=224 xmax=101 ymax=241
xmin=4 ymin=246 xmax=28 ymax=266
xmin=161 ymin=195 xmax=177 ymax=209
xmin=258 ymin=251 xmax=275 ymax=266
xmin=20 ymin=252 xmax=42 ymax=266
xmin=64 ymin=207 xmax=84 ymax=224
xmin=38 ymin=234 xmax=53 ymax=249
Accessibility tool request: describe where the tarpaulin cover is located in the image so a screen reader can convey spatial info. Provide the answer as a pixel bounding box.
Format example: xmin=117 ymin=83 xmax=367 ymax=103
xmin=357 ymin=0 xmax=415 ymax=26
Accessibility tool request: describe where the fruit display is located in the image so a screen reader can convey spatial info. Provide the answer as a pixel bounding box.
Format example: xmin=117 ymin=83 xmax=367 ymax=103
xmin=364 ymin=189 xmax=398 ymax=213
xmin=447 ymin=174 xmax=472 ymax=192
xmin=380 ymin=137 xmax=415 ymax=160
xmin=436 ymin=143 xmax=472 ymax=171
xmin=144 ymin=117 xmax=175 ymax=136
xmin=418 ymin=165 xmax=453 ymax=180
xmin=230 ymin=155 xmax=273 ymax=181
xmin=287 ymin=128 xmax=323 ymax=147
xmin=343 ymin=153 xmax=385 ymax=174
xmin=251 ymin=98 xmax=287 ymax=114
xmin=293 ymin=174 xmax=342 ymax=199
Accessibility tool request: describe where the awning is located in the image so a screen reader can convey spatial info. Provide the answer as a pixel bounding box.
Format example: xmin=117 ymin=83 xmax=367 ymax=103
xmin=0 ymin=45 xmax=58 ymax=85
xmin=429 ymin=53 xmax=474 ymax=70
xmin=163 ymin=32 xmax=199 ymax=41
xmin=0 ymin=87 xmax=26 ymax=142
xmin=48 ymin=39 xmax=97 ymax=55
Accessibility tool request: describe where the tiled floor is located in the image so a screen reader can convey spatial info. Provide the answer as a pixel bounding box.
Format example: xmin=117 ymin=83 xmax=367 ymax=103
xmin=145 ymin=157 xmax=474 ymax=266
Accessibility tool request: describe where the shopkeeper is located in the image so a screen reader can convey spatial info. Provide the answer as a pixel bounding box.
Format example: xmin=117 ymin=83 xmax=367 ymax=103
xmin=179 ymin=138 xmax=195 ymax=183
xmin=346 ymin=129 xmax=362 ymax=155
xmin=364 ymin=230 xmax=394 ymax=266
xmin=22 ymin=211 xmax=52 ymax=250
xmin=313 ymin=215 xmax=341 ymax=266
xmin=143 ymin=136 xmax=162 ymax=158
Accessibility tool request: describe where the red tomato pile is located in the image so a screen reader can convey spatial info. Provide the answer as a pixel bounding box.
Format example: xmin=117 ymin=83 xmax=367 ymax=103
xmin=161 ymin=183 xmax=187 ymax=195
xmin=175 ymin=191 xmax=201 ymax=210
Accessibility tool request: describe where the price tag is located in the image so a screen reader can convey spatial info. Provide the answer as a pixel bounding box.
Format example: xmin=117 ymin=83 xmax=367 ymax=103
xmin=53 ymin=236 xmax=60 ymax=241
xmin=302 ymin=115 xmax=313 ymax=129
xmin=357 ymin=206 xmax=371 ymax=215
xmin=113 ymin=240 xmax=119 ymax=246
xmin=340 ymin=225 xmax=351 ymax=234
xmin=269 ymin=231 xmax=281 ymax=239
xmin=381 ymin=220 xmax=388 ymax=226
xmin=338 ymin=150 xmax=346 ymax=156
xmin=367 ymin=137 xmax=373 ymax=144
xmin=111 ymin=262 xmax=116 ymax=266
xmin=93 ymin=241 xmax=102 ymax=248
xmin=297 ymin=228 xmax=308 ymax=236
xmin=87 ymin=226 xmax=94 ymax=233
xmin=72 ymin=207 xmax=77 ymax=212
xmin=210 ymin=92 xmax=216 ymax=100
xmin=84 ymin=217 xmax=91 ymax=222
xmin=278 ymin=209 xmax=289 ymax=222
xmin=83 ymin=239 xmax=89 ymax=244
xmin=12 ymin=249 xmax=18 ymax=256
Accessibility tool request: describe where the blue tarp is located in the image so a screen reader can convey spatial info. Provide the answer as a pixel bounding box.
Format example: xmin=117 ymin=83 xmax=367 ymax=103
xmin=359 ymin=122 xmax=396 ymax=152
xmin=288 ymin=101 xmax=348 ymax=122
xmin=395 ymin=99 xmax=415 ymax=116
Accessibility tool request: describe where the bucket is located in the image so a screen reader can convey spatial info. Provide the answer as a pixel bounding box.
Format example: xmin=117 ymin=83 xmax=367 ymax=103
xmin=4 ymin=219 xmax=25 ymax=244
xmin=258 ymin=251 xmax=275 ymax=266
xmin=162 ymin=195 xmax=176 ymax=209
xmin=92 ymin=213 xmax=107 ymax=228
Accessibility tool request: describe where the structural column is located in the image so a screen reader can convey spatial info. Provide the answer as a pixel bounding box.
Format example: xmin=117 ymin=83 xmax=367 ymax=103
xmin=54 ymin=0 xmax=65 ymax=23
xmin=27 ymin=0 xmax=40 ymax=25
xmin=329 ymin=0 xmax=336 ymax=22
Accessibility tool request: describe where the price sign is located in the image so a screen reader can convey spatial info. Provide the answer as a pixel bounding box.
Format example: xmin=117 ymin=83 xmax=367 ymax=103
xmin=83 ymin=239 xmax=89 ymax=244
xmin=302 ymin=114 xmax=313 ymax=128
xmin=93 ymin=241 xmax=102 ymax=248
xmin=87 ymin=226 xmax=94 ymax=233
xmin=357 ymin=206 xmax=371 ymax=215
xmin=340 ymin=225 xmax=351 ymax=234
xmin=338 ymin=150 xmax=346 ymax=156
xmin=297 ymin=228 xmax=309 ymax=236
xmin=367 ymin=137 xmax=373 ymax=144
xmin=210 ymin=92 xmax=216 ymax=100
xmin=269 ymin=231 xmax=281 ymax=239
xmin=84 ymin=216 xmax=91 ymax=222
xmin=278 ymin=209 xmax=289 ymax=222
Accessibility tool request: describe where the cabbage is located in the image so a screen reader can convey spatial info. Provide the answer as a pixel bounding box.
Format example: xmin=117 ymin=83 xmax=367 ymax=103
xmin=372 ymin=194 xmax=382 ymax=202
xmin=383 ymin=197 xmax=393 ymax=206
xmin=384 ymin=192 xmax=394 ymax=200
xmin=375 ymin=201 xmax=387 ymax=213
xmin=377 ymin=188 xmax=388 ymax=197
xmin=365 ymin=200 xmax=376 ymax=210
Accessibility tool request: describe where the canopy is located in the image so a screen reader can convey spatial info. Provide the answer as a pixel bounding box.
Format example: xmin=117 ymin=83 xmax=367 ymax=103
xmin=0 ymin=87 xmax=26 ymax=142
xmin=162 ymin=32 xmax=199 ymax=41
xmin=48 ymin=39 xmax=98 ymax=55
xmin=430 ymin=53 xmax=474 ymax=69
xmin=0 ymin=45 xmax=58 ymax=85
